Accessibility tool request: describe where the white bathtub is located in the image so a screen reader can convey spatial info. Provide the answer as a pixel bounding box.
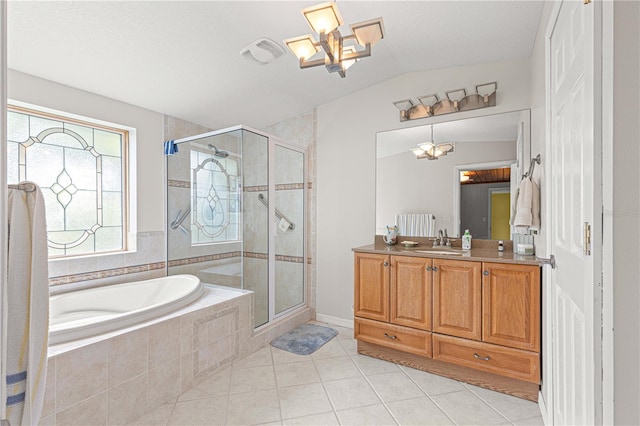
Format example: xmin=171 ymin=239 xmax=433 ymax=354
xmin=49 ymin=274 xmax=204 ymax=345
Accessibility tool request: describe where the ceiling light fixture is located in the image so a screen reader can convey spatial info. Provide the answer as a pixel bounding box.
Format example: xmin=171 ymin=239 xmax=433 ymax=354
xmin=284 ymin=2 xmax=385 ymax=78
xmin=410 ymin=125 xmax=455 ymax=160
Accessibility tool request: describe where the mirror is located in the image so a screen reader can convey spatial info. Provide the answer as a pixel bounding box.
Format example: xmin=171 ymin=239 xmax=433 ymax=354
xmin=376 ymin=110 xmax=530 ymax=240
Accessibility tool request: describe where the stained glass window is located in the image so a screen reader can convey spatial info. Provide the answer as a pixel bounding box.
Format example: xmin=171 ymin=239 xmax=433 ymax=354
xmin=7 ymin=106 xmax=128 ymax=258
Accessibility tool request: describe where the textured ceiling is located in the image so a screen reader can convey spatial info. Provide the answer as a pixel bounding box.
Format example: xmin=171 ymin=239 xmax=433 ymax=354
xmin=7 ymin=1 xmax=544 ymax=130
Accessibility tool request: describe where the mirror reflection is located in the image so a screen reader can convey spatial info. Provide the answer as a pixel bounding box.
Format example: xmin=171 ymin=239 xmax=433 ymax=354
xmin=376 ymin=110 xmax=530 ymax=240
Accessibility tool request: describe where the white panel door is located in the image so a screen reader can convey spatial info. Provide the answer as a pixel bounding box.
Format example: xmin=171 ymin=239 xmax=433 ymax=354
xmin=549 ymin=0 xmax=601 ymax=424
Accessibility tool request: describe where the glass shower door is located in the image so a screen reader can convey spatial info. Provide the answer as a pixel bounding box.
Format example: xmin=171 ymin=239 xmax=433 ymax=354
xmin=273 ymin=143 xmax=305 ymax=316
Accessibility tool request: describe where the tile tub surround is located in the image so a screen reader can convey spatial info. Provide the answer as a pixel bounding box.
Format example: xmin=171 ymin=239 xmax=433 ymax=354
xmin=42 ymin=286 xmax=254 ymax=425
xmin=131 ymin=320 xmax=544 ymax=426
xmin=41 ymin=285 xmax=313 ymax=426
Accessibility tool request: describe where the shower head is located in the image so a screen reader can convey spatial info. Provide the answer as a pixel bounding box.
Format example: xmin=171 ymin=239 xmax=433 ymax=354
xmin=207 ymin=144 xmax=230 ymax=158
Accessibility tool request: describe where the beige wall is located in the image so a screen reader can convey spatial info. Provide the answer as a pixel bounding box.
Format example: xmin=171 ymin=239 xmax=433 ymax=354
xmin=315 ymin=59 xmax=531 ymax=322
xmin=612 ymin=1 xmax=640 ymax=424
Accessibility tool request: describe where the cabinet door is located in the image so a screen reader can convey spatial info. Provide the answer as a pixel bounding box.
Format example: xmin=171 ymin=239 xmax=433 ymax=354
xmin=354 ymin=253 xmax=390 ymax=321
xmin=390 ymin=256 xmax=432 ymax=330
xmin=432 ymin=259 xmax=482 ymax=340
xmin=482 ymin=263 xmax=541 ymax=352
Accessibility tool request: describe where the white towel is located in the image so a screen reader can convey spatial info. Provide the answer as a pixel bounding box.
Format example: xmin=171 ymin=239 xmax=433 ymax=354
xmin=511 ymin=177 xmax=540 ymax=229
xmin=3 ymin=182 xmax=49 ymax=426
xmin=395 ymin=213 xmax=435 ymax=237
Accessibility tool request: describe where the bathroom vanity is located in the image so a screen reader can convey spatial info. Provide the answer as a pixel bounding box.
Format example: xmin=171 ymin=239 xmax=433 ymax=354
xmin=353 ymin=238 xmax=541 ymax=401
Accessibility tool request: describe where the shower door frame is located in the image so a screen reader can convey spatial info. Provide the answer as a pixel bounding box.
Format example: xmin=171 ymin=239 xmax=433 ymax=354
xmin=164 ymin=124 xmax=307 ymax=328
xmin=265 ymin=135 xmax=308 ymax=325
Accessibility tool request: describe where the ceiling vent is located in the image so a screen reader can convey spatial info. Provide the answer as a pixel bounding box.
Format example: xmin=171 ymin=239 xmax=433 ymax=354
xmin=240 ymin=38 xmax=285 ymax=65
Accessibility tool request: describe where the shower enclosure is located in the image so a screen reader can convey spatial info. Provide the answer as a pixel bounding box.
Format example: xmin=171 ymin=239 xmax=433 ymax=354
xmin=165 ymin=126 xmax=306 ymax=328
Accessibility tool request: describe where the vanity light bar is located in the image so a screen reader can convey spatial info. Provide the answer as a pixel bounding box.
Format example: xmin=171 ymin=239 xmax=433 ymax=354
xmin=393 ymin=82 xmax=497 ymax=122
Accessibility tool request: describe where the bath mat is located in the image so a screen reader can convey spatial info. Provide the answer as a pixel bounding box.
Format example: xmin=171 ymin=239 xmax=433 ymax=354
xmin=271 ymin=324 xmax=338 ymax=355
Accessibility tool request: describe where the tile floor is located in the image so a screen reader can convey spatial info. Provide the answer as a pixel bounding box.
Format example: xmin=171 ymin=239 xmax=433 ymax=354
xmin=130 ymin=322 xmax=544 ymax=425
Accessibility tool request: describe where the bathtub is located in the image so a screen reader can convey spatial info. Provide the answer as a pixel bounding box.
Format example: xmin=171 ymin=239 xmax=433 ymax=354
xmin=49 ymin=274 xmax=204 ymax=345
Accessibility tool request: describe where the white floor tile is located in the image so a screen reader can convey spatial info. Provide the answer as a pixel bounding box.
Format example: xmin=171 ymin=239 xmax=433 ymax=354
xmin=167 ymin=396 xmax=227 ymax=425
xmin=400 ymin=366 xmax=464 ymax=396
xmin=338 ymin=338 xmax=358 ymax=355
xmin=229 ymin=365 xmax=276 ymax=394
xmin=386 ymin=397 xmax=454 ymax=426
xmin=226 ymin=389 xmax=281 ymax=425
xmin=352 ymin=354 xmax=401 ymax=375
xmin=513 ymin=416 xmax=545 ymax=426
xmin=465 ymin=383 xmax=542 ymax=422
xmin=323 ymin=377 xmax=381 ymax=411
xmin=128 ymin=403 xmax=174 ymax=426
xmin=313 ymin=356 xmax=362 ymax=381
xmin=335 ymin=404 xmax=397 ymax=426
xmin=310 ymin=340 xmax=347 ymax=359
xmin=278 ymin=383 xmax=333 ymax=420
xmin=271 ymin=346 xmax=312 ymax=364
xmin=274 ymin=360 xmax=320 ymax=388
xmin=430 ymin=390 xmax=509 ymax=425
xmin=367 ymin=372 xmax=425 ymax=403
xmin=282 ymin=411 xmax=339 ymax=426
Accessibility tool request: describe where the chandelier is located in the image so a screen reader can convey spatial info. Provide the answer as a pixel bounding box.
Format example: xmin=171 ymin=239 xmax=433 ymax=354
xmin=284 ymin=2 xmax=385 ymax=78
xmin=410 ymin=125 xmax=455 ymax=160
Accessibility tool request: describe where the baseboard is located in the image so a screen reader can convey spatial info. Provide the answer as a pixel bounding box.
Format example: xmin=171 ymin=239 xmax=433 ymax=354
xmin=315 ymin=313 xmax=354 ymax=329
xmin=538 ymin=390 xmax=549 ymax=424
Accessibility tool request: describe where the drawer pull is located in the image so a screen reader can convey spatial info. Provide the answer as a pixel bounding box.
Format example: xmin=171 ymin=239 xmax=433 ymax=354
xmin=426 ymin=266 xmax=431 ymax=271
xmin=483 ymin=270 xmax=489 ymax=276
xmin=384 ymin=333 xmax=397 ymax=340
xmin=432 ymin=266 xmax=438 ymax=272
xmin=473 ymin=353 xmax=491 ymax=361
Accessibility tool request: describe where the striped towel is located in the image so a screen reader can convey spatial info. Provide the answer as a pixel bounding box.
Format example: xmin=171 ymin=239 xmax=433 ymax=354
xmin=395 ymin=213 xmax=435 ymax=237
xmin=2 ymin=183 xmax=49 ymax=426
xmin=164 ymin=140 xmax=179 ymax=155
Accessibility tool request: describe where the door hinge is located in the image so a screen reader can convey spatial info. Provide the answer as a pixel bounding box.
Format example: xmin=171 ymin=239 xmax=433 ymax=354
xmin=584 ymin=222 xmax=591 ymax=255
xmin=583 ymin=0 xmax=591 ymax=4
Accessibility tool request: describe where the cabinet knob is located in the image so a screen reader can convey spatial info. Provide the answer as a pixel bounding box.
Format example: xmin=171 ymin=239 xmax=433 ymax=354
xmin=383 ymin=262 xmax=389 ymax=267
xmin=473 ymin=353 xmax=491 ymax=361
xmin=432 ymin=266 xmax=438 ymax=272
xmin=384 ymin=333 xmax=397 ymax=340
xmin=426 ymin=266 xmax=431 ymax=271
xmin=483 ymin=271 xmax=489 ymax=276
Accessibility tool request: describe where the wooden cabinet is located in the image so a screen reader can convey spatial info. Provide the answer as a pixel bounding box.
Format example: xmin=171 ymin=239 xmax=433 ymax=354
xmin=354 ymin=253 xmax=390 ymax=322
xmin=432 ymin=259 xmax=482 ymax=340
xmin=390 ymin=256 xmax=432 ymax=331
xmin=353 ymin=250 xmax=542 ymax=401
xmin=482 ymin=262 xmax=541 ymax=352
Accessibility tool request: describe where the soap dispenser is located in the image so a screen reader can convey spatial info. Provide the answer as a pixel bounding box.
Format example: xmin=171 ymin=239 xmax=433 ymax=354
xmin=462 ymin=229 xmax=472 ymax=250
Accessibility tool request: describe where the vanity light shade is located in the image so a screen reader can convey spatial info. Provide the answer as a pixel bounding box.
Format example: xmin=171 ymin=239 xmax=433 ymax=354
xmin=350 ymin=18 xmax=385 ymax=47
xmin=393 ymin=99 xmax=415 ymax=111
xmin=410 ymin=147 xmax=424 ymax=157
xmin=284 ymin=35 xmax=320 ymax=60
xmin=418 ymin=142 xmax=435 ymax=154
xmin=302 ymin=2 xmax=343 ymax=34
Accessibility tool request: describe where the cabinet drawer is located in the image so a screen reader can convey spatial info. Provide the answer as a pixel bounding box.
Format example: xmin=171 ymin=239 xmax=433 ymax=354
xmin=355 ymin=318 xmax=432 ymax=358
xmin=432 ymin=334 xmax=539 ymax=384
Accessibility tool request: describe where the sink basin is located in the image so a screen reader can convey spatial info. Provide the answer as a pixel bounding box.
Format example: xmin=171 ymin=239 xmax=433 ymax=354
xmin=415 ymin=249 xmax=464 ymax=256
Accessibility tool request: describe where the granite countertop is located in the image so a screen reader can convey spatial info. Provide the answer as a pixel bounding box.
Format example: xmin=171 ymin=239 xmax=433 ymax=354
xmin=353 ymin=237 xmax=543 ymax=266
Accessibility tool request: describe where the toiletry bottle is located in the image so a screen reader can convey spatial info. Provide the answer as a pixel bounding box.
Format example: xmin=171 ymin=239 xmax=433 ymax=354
xmin=498 ymin=240 xmax=504 ymax=254
xmin=462 ymin=229 xmax=472 ymax=250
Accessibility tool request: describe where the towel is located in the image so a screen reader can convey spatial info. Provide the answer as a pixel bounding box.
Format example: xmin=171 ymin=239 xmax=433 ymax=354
xmin=511 ymin=177 xmax=540 ymax=229
xmin=3 ymin=182 xmax=49 ymax=426
xmin=395 ymin=213 xmax=435 ymax=237
xmin=164 ymin=140 xmax=179 ymax=155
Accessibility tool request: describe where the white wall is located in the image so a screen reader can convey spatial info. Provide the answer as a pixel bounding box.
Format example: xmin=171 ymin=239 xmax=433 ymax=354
xmin=316 ymin=59 xmax=531 ymax=322
xmin=7 ymin=70 xmax=165 ymax=232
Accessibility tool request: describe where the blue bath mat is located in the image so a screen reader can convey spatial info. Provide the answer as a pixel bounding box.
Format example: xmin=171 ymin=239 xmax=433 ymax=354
xmin=271 ymin=324 xmax=338 ymax=355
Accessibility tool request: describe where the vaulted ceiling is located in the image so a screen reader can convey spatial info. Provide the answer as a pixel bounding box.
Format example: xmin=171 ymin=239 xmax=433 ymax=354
xmin=7 ymin=1 xmax=544 ymax=129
